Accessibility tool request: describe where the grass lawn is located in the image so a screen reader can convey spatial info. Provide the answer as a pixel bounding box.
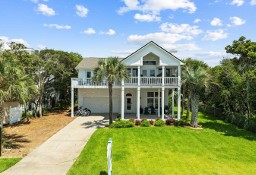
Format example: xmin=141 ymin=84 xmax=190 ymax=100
xmin=0 ymin=158 xmax=21 ymax=173
xmin=68 ymin=113 xmax=256 ymax=175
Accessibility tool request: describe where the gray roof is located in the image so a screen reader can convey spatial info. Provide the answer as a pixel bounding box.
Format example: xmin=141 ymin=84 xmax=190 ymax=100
xmin=75 ymin=57 xmax=124 ymax=70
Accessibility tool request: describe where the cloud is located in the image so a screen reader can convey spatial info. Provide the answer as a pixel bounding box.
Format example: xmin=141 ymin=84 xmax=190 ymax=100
xmin=160 ymin=23 xmax=202 ymax=36
xmin=31 ymin=0 xmax=48 ymax=3
xmin=194 ymin=18 xmax=201 ymax=23
xmin=210 ymin=18 xmax=222 ymax=26
xmin=0 ymin=36 xmax=30 ymax=48
xmin=231 ymin=0 xmax=244 ymax=6
xmin=251 ymin=0 xmax=256 ymax=5
xmin=128 ymin=32 xmax=193 ymax=44
xmin=37 ymin=4 xmax=55 ymax=16
xmin=104 ymin=29 xmax=116 ymax=36
xmin=162 ymin=43 xmax=200 ymax=51
xmin=111 ymin=49 xmax=134 ymax=55
xmin=229 ymin=16 xmax=246 ymax=25
xmin=118 ymin=0 xmax=197 ymax=14
xmin=83 ymin=28 xmax=96 ymax=34
xmin=203 ymin=29 xmax=228 ymax=41
xmin=44 ymin=24 xmax=71 ymax=30
xmin=75 ymin=5 xmax=88 ymax=17
xmin=37 ymin=44 xmax=47 ymax=50
xmin=134 ymin=13 xmax=161 ymax=22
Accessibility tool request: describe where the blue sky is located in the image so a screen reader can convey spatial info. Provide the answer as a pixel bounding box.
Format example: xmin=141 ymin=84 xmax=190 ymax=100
xmin=0 ymin=0 xmax=255 ymax=66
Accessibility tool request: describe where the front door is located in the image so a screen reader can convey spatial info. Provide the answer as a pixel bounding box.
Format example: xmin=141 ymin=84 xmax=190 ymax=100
xmin=126 ymin=97 xmax=132 ymax=112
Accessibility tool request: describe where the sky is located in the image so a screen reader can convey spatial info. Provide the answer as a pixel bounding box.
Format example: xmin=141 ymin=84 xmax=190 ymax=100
xmin=0 ymin=0 xmax=256 ymax=66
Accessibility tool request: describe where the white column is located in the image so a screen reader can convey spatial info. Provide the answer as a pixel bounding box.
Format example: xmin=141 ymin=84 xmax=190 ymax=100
xmin=137 ymin=87 xmax=141 ymax=119
xmin=121 ymin=86 xmax=125 ymax=120
xmin=71 ymin=88 xmax=74 ymax=117
xmin=161 ymin=87 xmax=165 ymax=120
xmin=138 ymin=66 xmax=140 ymax=86
xmin=172 ymin=89 xmax=175 ymax=118
xmin=162 ymin=66 xmax=165 ymax=86
xmin=178 ymin=65 xmax=181 ymax=86
xmin=177 ymin=87 xmax=181 ymax=120
xmin=158 ymin=88 xmax=160 ymax=117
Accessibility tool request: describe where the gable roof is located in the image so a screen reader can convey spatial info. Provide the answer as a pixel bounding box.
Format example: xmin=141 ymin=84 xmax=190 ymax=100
xmin=75 ymin=57 xmax=124 ymax=69
xmin=122 ymin=41 xmax=184 ymax=64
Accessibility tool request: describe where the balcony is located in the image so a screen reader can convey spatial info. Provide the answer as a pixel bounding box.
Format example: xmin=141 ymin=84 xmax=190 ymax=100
xmin=71 ymin=77 xmax=178 ymax=88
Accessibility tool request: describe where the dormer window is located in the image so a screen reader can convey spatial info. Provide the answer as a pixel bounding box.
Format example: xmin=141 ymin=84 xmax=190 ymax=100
xmin=143 ymin=61 xmax=156 ymax=65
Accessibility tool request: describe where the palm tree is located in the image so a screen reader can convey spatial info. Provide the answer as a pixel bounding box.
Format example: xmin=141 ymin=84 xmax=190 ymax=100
xmin=183 ymin=65 xmax=209 ymax=127
xmin=93 ymin=57 xmax=129 ymax=125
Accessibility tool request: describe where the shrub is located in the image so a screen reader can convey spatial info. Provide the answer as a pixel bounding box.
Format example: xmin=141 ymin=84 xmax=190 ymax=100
xmin=115 ymin=115 xmax=121 ymax=121
xmin=166 ymin=118 xmax=175 ymax=125
xmin=149 ymin=120 xmax=154 ymax=125
xmin=174 ymin=120 xmax=186 ymax=127
xmin=129 ymin=118 xmax=135 ymax=123
xmin=109 ymin=120 xmax=135 ymax=128
xmin=154 ymin=119 xmax=165 ymax=127
xmin=140 ymin=120 xmax=150 ymax=127
xmin=135 ymin=119 xmax=141 ymax=126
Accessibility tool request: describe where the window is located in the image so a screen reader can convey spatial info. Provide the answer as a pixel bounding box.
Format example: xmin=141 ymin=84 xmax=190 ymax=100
xmin=132 ymin=68 xmax=138 ymax=77
xmin=142 ymin=70 xmax=147 ymax=77
xmin=127 ymin=68 xmax=132 ymax=76
xmin=87 ymin=71 xmax=91 ymax=78
xmin=150 ymin=70 xmax=155 ymax=76
xmin=143 ymin=61 xmax=156 ymax=65
xmin=147 ymin=92 xmax=161 ymax=108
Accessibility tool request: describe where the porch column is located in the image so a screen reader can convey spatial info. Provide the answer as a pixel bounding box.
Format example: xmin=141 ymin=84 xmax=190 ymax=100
xmin=158 ymin=88 xmax=160 ymax=117
xmin=138 ymin=66 xmax=140 ymax=86
xmin=178 ymin=65 xmax=181 ymax=86
xmin=71 ymin=87 xmax=74 ymax=117
xmin=172 ymin=89 xmax=175 ymax=117
xmin=161 ymin=87 xmax=165 ymax=120
xmin=137 ymin=87 xmax=141 ymax=119
xmin=177 ymin=87 xmax=181 ymax=120
xmin=121 ymin=86 xmax=125 ymax=120
xmin=162 ymin=66 xmax=165 ymax=86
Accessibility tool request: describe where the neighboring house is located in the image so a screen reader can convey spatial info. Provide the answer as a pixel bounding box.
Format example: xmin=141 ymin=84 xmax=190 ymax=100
xmin=1 ymin=102 xmax=22 ymax=124
xmin=71 ymin=41 xmax=183 ymax=120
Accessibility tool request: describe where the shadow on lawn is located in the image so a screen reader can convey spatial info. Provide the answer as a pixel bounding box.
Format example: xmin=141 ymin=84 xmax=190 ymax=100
xmin=201 ymin=114 xmax=256 ymax=141
xmin=99 ymin=171 xmax=108 ymax=175
xmin=2 ymin=133 xmax=30 ymax=149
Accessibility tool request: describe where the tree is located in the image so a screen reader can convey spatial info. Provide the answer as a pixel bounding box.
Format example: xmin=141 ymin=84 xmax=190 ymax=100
xmin=93 ymin=58 xmax=129 ymax=125
xmin=183 ymin=59 xmax=210 ymax=127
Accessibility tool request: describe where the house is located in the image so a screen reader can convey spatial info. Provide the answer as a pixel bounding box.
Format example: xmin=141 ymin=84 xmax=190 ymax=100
xmin=71 ymin=41 xmax=183 ymax=120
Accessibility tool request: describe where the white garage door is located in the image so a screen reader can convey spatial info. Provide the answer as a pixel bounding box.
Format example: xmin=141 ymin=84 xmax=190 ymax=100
xmin=83 ymin=97 xmax=120 ymax=113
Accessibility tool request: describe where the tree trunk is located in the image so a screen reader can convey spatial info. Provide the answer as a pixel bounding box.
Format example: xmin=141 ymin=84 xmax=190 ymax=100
xmin=108 ymin=82 xmax=113 ymax=125
xmin=181 ymin=83 xmax=186 ymax=116
xmin=186 ymin=94 xmax=191 ymax=119
xmin=190 ymin=93 xmax=199 ymax=128
xmin=246 ymin=80 xmax=251 ymax=118
xmin=0 ymin=106 xmax=3 ymax=157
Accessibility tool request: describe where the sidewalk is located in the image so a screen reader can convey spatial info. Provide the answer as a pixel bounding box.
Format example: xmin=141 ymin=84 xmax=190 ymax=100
xmin=2 ymin=116 xmax=106 ymax=175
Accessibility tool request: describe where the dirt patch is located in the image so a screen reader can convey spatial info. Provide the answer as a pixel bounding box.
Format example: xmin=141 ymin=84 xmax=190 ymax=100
xmin=2 ymin=111 xmax=74 ymax=158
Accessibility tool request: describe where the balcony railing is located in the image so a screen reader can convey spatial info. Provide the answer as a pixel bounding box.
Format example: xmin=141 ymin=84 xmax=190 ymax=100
xmin=72 ymin=77 xmax=178 ymax=88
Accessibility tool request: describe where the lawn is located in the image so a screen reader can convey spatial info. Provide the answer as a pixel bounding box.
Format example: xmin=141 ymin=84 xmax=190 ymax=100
xmin=68 ymin=113 xmax=256 ymax=175
xmin=0 ymin=158 xmax=21 ymax=173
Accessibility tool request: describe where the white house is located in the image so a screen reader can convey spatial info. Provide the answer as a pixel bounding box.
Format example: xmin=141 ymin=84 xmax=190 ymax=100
xmin=71 ymin=41 xmax=184 ymax=120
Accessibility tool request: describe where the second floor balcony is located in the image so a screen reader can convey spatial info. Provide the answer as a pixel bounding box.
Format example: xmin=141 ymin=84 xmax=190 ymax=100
xmin=72 ymin=77 xmax=179 ymax=88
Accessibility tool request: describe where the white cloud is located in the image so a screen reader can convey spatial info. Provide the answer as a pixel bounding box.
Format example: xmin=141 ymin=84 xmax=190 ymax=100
xmin=44 ymin=24 xmax=71 ymax=30
xmin=231 ymin=0 xmax=244 ymax=6
xmin=203 ymin=29 xmax=228 ymax=41
xmin=105 ymin=29 xmax=116 ymax=36
xmin=210 ymin=18 xmax=222 ymax=26
xmin=31 ymin=0 xmax=48 ymax=3
xmin=118 ymin=0 xmax=197 ymax=14
xmin=37 ymin=4 xmax=55 ymax=16
xmin=134 ymin=13 xmax=161 ymax=22
xmin=194 ymin=18 xmax=201 ymax=23
xmin=162 ymin=43 xmax=200 ymax=51
xmin=229 ymin=16 xmax=246 ymax=25
xmin=37 ymin=44 xmax=47 ymax=50
xmin=160 ymin=23 xmax=202 ymax=36
xmin=251 ymin=0 xmax=256 ymax=5
xmin=75 ymin=5 xmax=88 ymax=17
xmin=0 ymin=36 xmax=30 ymax=48
xmin=83 ymin=28 xmax=96 ymax=34
xmin=128 ymin=32 xmax=193 ymax=44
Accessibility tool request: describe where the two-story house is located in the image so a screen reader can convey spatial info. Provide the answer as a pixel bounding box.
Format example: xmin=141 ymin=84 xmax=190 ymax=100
xmin=71 ymin=41 xmax=183 ymax=120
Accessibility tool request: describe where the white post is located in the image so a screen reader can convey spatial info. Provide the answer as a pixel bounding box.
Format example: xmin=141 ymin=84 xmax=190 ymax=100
xmin=107 ymin=138 xmax=112 ymax=175
xmin=138 ymin=66 xmax=140 ymax=86
xmin=158 ymin=88 xmax=160 ymax=117
xmin=137 ymin=87 xmax=140 ymax=119
xmin=178 ymin=65 xmax=181 ymax=87
xmin=172 ymin=89 xmax=175 ymax=118
xmin=121 ymin=86 xmax=125 ymax=120
xmin=71 ymin=87 xmax=74 ymax=117
xmin=177 ymin=87 xmax=181 ymax=120
xmin=161 ymin=87 xmax=165 ymax=120
xmin=162 ymin=66 xmax=165 ymax=86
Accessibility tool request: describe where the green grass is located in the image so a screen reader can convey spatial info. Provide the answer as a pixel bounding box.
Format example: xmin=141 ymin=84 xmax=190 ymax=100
xmin=0 ymin=158 xmax=21 ymax=173
xmin=68 ymin=112 xmax=256 ymax=175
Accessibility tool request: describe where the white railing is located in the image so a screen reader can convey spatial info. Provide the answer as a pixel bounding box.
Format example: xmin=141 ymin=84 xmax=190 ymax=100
xmin=72 ymin=77 xmax=178 ymax=88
